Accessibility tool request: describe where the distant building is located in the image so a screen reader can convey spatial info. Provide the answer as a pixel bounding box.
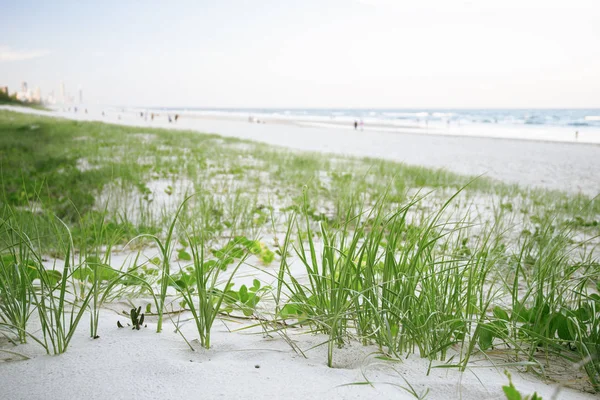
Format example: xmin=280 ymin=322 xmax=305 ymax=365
xmin=16 ymin=82 xmax=31 ymax=102
xmin=60 ymin=81 xmax=66 ymax=103
xmin=45 ymin=90 xmax=56 ymax=105
xmin=33 ymin=87 xmax=41 ymax=103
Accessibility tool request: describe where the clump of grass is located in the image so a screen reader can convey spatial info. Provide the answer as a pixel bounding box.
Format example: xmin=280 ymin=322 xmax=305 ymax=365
xmin=278 ymin=201 xmax=366 ymax=367
xmin=4 ymin=215 xmax=94 ymax=354
xmin=0 ymin=219 xmax=37 ymax=344
xmin=129 ymin=196 xmax=192 ymax=333
xmin=175 ymin=227 xmax=248 ymax=349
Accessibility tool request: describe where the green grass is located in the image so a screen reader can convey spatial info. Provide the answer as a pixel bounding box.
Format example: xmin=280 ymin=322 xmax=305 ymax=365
xmin=0 ymin=110 xmax=599 ymax=394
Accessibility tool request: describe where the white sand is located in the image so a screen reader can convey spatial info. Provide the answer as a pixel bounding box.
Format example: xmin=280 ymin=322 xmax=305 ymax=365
xmin=2 ymin=307 xmax=596 ymax=400
xmin=1 ymin=105 xmax=599 ymax=399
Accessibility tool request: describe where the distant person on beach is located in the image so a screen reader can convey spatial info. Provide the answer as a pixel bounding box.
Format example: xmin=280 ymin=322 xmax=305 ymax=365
xmin=354 ymin=120 xmax=358 ymax=130
xmin=102 ymin=111 xmax=105 ymax=117
xmin=359 ymin=119 xmax=364 ymax=130
xmin=168 ymin=115 xmax=172 ymax=123
xmin=175 ymin=114 xmax=179 ymax=122
xmin=575 ymin=131 xmax=579 ymax=140
xmin=151 ymin=113 xmax=154 ymax=121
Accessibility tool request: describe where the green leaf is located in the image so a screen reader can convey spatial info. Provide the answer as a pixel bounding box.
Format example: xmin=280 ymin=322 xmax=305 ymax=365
xmin=514 ymin=301 xmax=530 ymax=323
xmin=45 ymin=269 xmax=63 ymax=286
xmin=260 ymin=248 xmax=275 ymax=264
xmin=86 ymin=255 xmax=102 ymax=264
xmin=502 ymin=372 xmax=523 ymax=400
xmin=239 ymin=285 xmax=249 ymax=303
xmin=247 ymin=294 xmax=259 ymax=308
xmin=492 ymin=320 xmax=509 ymax=337
xmin=241 ymin=305 xmax=254 ymax=316
xmin=493 ymin=306 xmax=510 ymax=321
xmin=87 ymin=263 xmax=119 ymax=281
xmin=554 ymin=314 xmax=575 ymax=341
xmin=502 ymin=385 xmax=522 ymax=400
xmin=280 ymin=303 xmax=299 ymax=318
xmin=178 ymin=249 xmax=191 ymax=261
xmin=247 ymin=241 xmax=262 ymax=255
xmin=150 ymin=257 xmax=161 ymax=266
xmin=224 ymin=282 xmax=235 ymax=292
xmin=174 ymin=279 xmax=188 ymax=290
xmin=222 ymin=304 xmax=234 ymax=314
xmin=25 ymin=262 xmax=39 ymax=282
xmin=477 ymin=323 xmax=495 ymax=351
xmin=73 ymin=266 xmax=93 ymax=280
xmin=575 ymin=306 xmax=591 ymax=322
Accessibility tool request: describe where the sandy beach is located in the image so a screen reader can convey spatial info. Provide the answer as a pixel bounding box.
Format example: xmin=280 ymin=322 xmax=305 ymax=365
xmin=3 ymin=306 xmax=596 ymax=400
xmin=3 ymin=3 xmax=600 ymax=399
xmin=0 ymin=106 xmax=599 ymax=400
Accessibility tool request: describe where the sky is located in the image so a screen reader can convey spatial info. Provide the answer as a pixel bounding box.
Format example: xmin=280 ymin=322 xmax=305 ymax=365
xmin=1 ymin=0 xmax=599 ymax=108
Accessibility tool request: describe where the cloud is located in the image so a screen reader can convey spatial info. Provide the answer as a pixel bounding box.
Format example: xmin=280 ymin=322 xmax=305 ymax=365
xmin=0 ymin=46 xmax=50 ymax=62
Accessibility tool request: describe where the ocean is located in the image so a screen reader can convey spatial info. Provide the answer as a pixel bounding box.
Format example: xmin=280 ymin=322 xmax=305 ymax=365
xmin=165 ymin=108 xmax=600 ymax=128
xmin=146 ymin=107 xmax=600 ymax=143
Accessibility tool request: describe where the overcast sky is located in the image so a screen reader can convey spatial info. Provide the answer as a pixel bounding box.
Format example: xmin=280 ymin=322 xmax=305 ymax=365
xmin=1 ymin=0 xmax=599 ymax=108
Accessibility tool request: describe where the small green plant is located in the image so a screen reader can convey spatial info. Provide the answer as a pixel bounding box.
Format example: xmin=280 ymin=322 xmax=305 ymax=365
xmin=0 ymin=251 xmax=36 ymax=344
xmin=118 ymin=306 xmax=146 ymax=330
xmin=130 ymin=196 xmax=192 ymax=333
xmin=176 ymin=227 xmax=248 ymax=349
xmin=33 ymin=234 xmax=95 ymax=354
xmin=502 ymin=371 xmax=542 ymax=400
xmin=221 ymin=279 xmax=267 ymax=316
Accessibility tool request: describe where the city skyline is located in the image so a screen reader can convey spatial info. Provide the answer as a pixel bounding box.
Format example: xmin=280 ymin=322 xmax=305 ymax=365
xmin=1 ymin=81 xmax=82 ymax=105
xmin=1 ymin=0 xmax=599 ymax=108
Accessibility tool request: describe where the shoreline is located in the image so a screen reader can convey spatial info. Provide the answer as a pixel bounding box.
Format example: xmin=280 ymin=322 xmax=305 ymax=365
xmin=151 ymin=107 xmax=600 ymax=146
xmin=4 ymin=104 xmax=600 ymax=147
xmin=9 ymin=104 xmax=600 ymax=146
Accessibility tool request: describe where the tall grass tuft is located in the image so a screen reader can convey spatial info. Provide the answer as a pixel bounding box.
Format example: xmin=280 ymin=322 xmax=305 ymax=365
xmin=175 ymin=225 xmax=248 ymax=349
xmin=0 ymin=216 xmax=36 ymax=344
xmin=131 ymin=196 xmax=192 ymax=333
